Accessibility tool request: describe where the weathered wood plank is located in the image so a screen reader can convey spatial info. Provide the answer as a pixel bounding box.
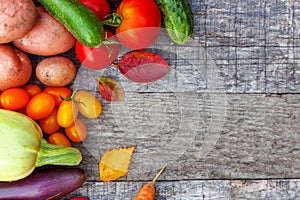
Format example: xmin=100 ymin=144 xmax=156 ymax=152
xmin=63 ymin=179 xmax=300 ymax=200
xmin=71 ymin=93 xmax=299 ymax=181
xmin=193 ymin=0 xmax=300 ymax=93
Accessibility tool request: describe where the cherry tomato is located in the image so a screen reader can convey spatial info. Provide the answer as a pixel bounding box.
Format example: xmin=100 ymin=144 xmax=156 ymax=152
xmin=74 ymin=90 xmax=102 ymax=118
xmin=26 ymin=92 xmax=56 ymax=120
xmin=75 ymin=30 xmax=119 ymax=70
xmin=48 ymin=132 xmax=72 ymax=147
xmin=23 ymin=84 xmax=42 ymax=97
xmin=57 ymin=100 xmax=79 ymax=127
xmin=115 ymin=0 xmax=161 ymax=50
xmin=0 ymin=88 xmax=30 ymax=110
xmin=65 ymin=118 xmax=87 ymax=142
xmin=43 ymin=86 xmax=72 ymax=106
xmin=39 ymin=107 xmax=60 ymax=134
xmin=79 ymin=0 xmax=111 ymax=20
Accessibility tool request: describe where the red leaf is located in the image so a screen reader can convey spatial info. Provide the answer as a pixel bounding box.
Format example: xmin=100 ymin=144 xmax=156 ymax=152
xmin=97 ymin=77 xmax=125 ymax=102
xmin=117 ymin=51 xmax=169 ymax=83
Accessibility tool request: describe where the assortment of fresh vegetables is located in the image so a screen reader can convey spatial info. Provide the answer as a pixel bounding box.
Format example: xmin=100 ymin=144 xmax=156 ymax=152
xmin=0 ymin=0 xmax=194 ymax=198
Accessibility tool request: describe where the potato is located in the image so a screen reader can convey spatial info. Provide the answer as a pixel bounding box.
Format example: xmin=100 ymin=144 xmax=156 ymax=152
xmin=13 ymin=6 xmax=76 ymax=56
xmin=36 ymin=56 xmax=77 ymax=86
xmin=0 ymin=44 xmax=32 ymax=91
xmin=0 ymin=0 xmax=38 ymax=44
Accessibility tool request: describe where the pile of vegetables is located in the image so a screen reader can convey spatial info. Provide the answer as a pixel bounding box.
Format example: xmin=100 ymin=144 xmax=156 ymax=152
xmin=0 ymin=0 xmax=194 ymax=199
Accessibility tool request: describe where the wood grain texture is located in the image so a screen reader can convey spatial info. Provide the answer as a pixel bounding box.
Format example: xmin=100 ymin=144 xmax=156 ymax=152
xmin=72 ymin=93 xmax=299 ymax=181
xmin=63 ymin=179 xmax=300 ymax=200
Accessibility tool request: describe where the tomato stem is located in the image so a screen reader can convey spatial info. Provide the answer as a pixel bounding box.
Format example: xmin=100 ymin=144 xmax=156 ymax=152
xmin=63 ymin=88 xmax=78 ymax=101
xmin=102 ymin=13 xmax=123 ymax=27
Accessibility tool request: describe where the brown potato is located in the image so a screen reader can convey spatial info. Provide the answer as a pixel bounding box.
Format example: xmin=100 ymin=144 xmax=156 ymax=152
xmin=0 ymin=0 xmax=38 ymax=44
xmin=36 ymin=56 xmax=77 ymax=86
xmin=0 ymin=44 xmax=32 ymax=91
xmin=13 ymin=6 xmax=76 ymax=56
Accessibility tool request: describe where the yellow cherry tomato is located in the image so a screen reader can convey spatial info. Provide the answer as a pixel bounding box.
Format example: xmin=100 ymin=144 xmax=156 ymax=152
xmin=57 ymin=100 xmax=78 ymax=127
xmin=74 ymin=90 xmax=102 ymax=118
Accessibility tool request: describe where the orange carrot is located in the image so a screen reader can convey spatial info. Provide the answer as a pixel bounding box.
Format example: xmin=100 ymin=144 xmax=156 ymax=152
xmin=132 ymin=165 xmax=167 ymax=200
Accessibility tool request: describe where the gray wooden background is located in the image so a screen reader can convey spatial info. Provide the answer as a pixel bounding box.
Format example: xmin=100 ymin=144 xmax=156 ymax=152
xmin=58 ymin=0 xmax=300 ymax=199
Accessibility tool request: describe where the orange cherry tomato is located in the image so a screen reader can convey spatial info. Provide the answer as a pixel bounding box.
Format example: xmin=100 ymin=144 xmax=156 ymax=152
xmin=65 ymin=118 xmax=87 ymax=142
xmin=26 ymin=92 xmax=56 ymax=120
xmin=0 ymin=88 xmax=30 ymax=110
xmin=74 ymin=90 xmax=102 ymax=118
xmin=23 ymin=84 xmax=42 ymax=97
xmin=44 ymin=86 xmax=72 ymax=106
xmin=39 ymin=107 xmax=60 ymax=134
xmin=48 ymin=132 xmax=72 ymax=147
xmin=57 ymin=100 xmax=78 ymax=127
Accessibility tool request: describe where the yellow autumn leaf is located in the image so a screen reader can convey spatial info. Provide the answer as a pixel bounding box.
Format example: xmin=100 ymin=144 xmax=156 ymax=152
xmin=99 ymin=146 xmax=136 ymax=182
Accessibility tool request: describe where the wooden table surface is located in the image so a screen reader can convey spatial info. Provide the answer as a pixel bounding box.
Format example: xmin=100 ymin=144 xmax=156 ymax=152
xmin=54 ymin=0 xmax=300 ymax=199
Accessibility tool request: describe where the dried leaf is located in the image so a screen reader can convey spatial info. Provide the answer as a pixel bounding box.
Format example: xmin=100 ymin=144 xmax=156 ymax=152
xmin=99 ymin=146 xmax=136 ymax=182
xmin=117 ymin=51 xmax=169 ymax=83
xmin=97 ymin=77 xmax=125 ymax=102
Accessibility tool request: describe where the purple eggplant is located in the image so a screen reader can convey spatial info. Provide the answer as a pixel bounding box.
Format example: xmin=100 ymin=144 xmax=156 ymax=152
xmin=0 ymin=167 xmax=86 ymax=200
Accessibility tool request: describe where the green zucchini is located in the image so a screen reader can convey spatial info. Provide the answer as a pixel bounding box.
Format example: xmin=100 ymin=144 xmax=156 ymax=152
xmin=155 ymin=0 xmax=194 ymax=44
xmin=37 ymin=0 xmax=104 ymax=48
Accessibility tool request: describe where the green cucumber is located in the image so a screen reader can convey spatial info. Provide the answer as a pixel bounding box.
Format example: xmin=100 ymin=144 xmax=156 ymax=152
xmin=155 ymin=0 xmax=194 ymax=44
xmin=37 ymin=0 xmax=104 ymax=48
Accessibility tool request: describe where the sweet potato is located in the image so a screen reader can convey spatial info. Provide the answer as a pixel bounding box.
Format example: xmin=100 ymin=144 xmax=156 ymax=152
xmin=36 ymin=56 xmax=77 ymax=86
xmin=0 ymin=44 xmax=32 ymax=91
xmin=13 ymin=6 xmax=76 ymax=56
xmin=0 ymin=0 xmax=38 ymax=44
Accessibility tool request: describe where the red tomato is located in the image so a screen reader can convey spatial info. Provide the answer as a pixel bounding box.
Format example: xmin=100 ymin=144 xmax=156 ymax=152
xmin=76 ymin=30 xmax=119 ymax=70
xmin=39 ymin=107 xmax=60 ymax=134
xmin=65 ymin=118 xmax=87 ymax=142
xmin=48 ymin=132 xmax=72 ymax=147
xmin=57 ymin=100 xmax=78 ymax=128
xmin=26 ymin=92 xmax=56 ymax=120
xmin=23 ymin=84 xmax=42 ymax=97
xmin=0 ymin=88 xmax=30 ymax=110
xmin=115 ymin=0 xmax=161 ymax=50
xmin=79 ymin=0 xmax=111 ymax=20
xmin=43 ymin=86 xmax=72 ymax=106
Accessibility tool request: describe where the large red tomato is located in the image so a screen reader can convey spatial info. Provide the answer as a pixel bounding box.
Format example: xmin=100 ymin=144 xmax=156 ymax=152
xmin=75 ymin=30 xmax=119 ymax=70
xmin=115 ymin=0 xmax=161 ymax=50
